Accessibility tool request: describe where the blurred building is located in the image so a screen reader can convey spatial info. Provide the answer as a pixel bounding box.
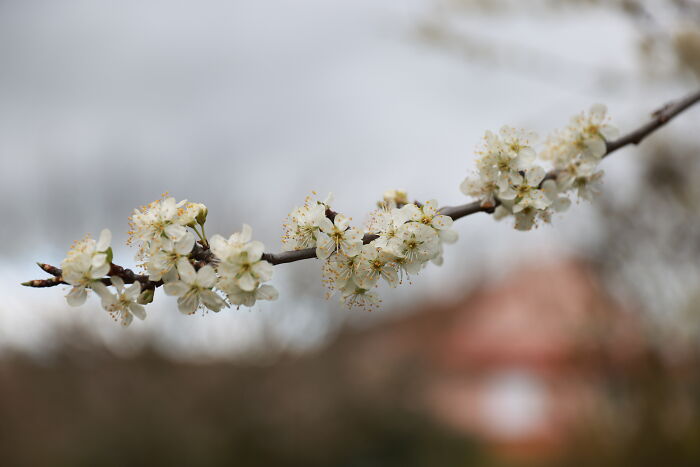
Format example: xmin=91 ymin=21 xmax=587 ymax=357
xmin=335 ymin=259 xmax=648 ymax=459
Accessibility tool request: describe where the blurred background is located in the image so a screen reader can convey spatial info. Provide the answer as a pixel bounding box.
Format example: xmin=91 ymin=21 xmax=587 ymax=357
xmin=2 ymin=0 xmax=700 ymax=465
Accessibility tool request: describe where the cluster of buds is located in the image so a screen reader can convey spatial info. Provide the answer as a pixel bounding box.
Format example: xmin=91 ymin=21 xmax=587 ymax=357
xmin=461 ymin=104 xmax=618 ymax=230
xmin=284 ymin=194 xmax=458 ymax=310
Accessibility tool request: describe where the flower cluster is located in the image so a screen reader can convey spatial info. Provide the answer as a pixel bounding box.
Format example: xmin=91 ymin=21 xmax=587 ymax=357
xmin=58 ymin=196 xmax=277 ymax=326
xmin=283 ymin=194 xmax=459 ymax=310
xmin=61 ymin=229 xmax=112 ymax=306
xmin=37 ymin=103 xmax=623 ymax=323
xmin=461 ymin=105 xmax=617 ymax=230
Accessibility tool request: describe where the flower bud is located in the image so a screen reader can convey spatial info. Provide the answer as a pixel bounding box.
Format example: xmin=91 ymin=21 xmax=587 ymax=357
xmin=195 ymin=204 xmax=208 ymax=225
xmin=137 ymin=288 xmax=154 ymax=305
xmin=381 ymin=189 xmax=409 ymax=208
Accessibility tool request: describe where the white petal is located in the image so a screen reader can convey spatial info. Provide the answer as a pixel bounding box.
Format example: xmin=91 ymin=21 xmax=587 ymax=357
xmin=401 ymin=204 xmax=421 ymax=222
xmin=90 ymin=262 xmax=110 ymax=279
xmin=252 ymin=261 xmax=274 ymax=282
xmin=209 ymin=234 xmax=228 ymax=260
xmin=590 ymin=103 xmax=607 ymax=120
xmin=129 ymin=303 xmax=147 ymax=320
xmin=256 ymin=284 xmax=279 ymax=301
xmin=498 ymin=186 xmax=517 ymax=201
xmin=177 ymin=260 xmax=197 ymax=285
xmin=238 ymin=273 xmax=258 ymax=292
xmin=240 ymin=224 xmax=253 ymax=243
xmin=177 ymin=293 xmax=198 ymax=315
xmin=382 ymin=268 xmax=399 ymax=288
xmin=200 ymin=290 xmax=226 ymax=312
xmin=315 ymin=233 xmax=333 ymax=259
xmin=526 ymin=166 xmax=546 ymax=186
xmin=318 ymin=217 xmax=334 ymax=234
xmin=163 ymin=265 xmax=180 ymax=283
xmin=91 ymin=253 xmax=108 ymax=270
xmin=334 ymin=214 xmax=350 ymax=231
xmin=120 ymin=312 xmax=134 ymax=327
xmin=514 ymin=148 xmax=536 ymax=169
xmin=354 ymin=270 xmax=379 ymax=290
xmin=91 ymin=282 xmax=111 ymax=301
xmin=246 ymin=241 xmax=264 ymax=261
xmin=175 ymin=233 xmax=196 ymax=255
xmin=438 ymin=229 xmax=459 ymax=244
xmin=164 ymin=281 xmax=189 ymax=297
xmin=196 ymin=265 xmax=218 ymax=288
xmin=586 ymin=137 xmax=606 ymax=158
xmin=125 ymin=282 xmax=141 ymax=299
xmin=600 ymin=124 xmax=619 ymax=140
xmin=66 ymin=286 xmax=87 ymax=306
xmin=165 ymin=224 xmax=187 ymax=241
xmin=404 ymin=260 xmax=423 ymax=275
xmin=493 ymin=205 xmax=511 ymax=221
xmin=341 ymin=239 xmax=362 ymax=258
xmin=431 ymin=215 xmax=453 ymax=230
xmin=110 ymin=276 xmax=125 ymax=291
xmin=96 ymin=229 xmax=112 ymax=252
xmin=423 ymin=199 xmax=438 ymax=216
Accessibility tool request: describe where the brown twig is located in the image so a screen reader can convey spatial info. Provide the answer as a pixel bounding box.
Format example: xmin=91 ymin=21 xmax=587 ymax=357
xmin=23 ymin=89 xmax=700 ymax=284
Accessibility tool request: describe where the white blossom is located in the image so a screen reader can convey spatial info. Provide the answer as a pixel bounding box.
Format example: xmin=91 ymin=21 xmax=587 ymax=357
xmin=475 ymin=127 xmax=537 ymax=192
xmin=497 ymin=167 xmax=550 ymax=213
xmin=460 ymin=174 xmax=500 ymax=208
xmin=353 ymin=244 xmax=400 ymax=289
xmin=98 ymin=276 xmax=146 ymax=327
xmin=321 ymin=253 xmax=359 ymax=292
xmin=210 ymin=224 xmax=274 ymax=292
xmin=340 ymin=282 xmax=381 ymax=311
xmin=219 ymin=282 xmax=278 ymax=308
xmin=315 ymin=214 xmax=363 ymax=260
xmin=282 ymin=200 xmax=327 ymax=251
xmin=146 ymin=232 xmax=195 ymax=281
xmin=380 ymin=189 xmax=409 ymax=209
xmin=387 ymin=222 xmax=440 ymax=274
xmin=408 ymin=199 xmax=458 ymax=244
xmin=164 ymin=260 xmax=226 ymax=314
xmin=210 ymin=224 xmax=253 ymax=255
xmin=129 ymin=197 xmax=192 ymax=256
xmin=61 ymin=229 xmax=112 ymax=306
xmin=366 ymin=206 xmax=412 ymax=249
xmin=178 ymin=202 xmax=208 ymax=226
xmin=542 ymin=180 xmax=571 ymax=213
xmin=543 ymin=104 xmax=619 ymax=165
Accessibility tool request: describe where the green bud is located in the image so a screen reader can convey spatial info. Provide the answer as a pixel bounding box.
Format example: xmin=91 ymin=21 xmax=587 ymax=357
xmin=137 ymin=288 xmax=154 ymax=305
xmin=196 ymin=205 xmax=208 ymax=226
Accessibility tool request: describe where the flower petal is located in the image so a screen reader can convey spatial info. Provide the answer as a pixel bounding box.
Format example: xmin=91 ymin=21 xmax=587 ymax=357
xmin=164 ymin=281 xmax=189 ymax=297
xmin=129 ymin=302 xmax=147 ymax=320
xmin=196 ymin=265 xmax=218 ymax=288
xmin=256 ymin=284 xmax=279 ymax=301
xmin=177 ymin=260 xmax=197 ymax=285
xmin=177 ymin=293 xmax=198 ymax=315
xmin=66 ymin=286 xmax=87 ymax=306
xmin=96 ymin=229 xmax=112 ymax=252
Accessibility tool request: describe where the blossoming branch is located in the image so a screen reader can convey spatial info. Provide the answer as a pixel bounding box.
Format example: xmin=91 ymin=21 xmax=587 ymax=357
xmin=23 ymin=90 xmax=700 ymax=325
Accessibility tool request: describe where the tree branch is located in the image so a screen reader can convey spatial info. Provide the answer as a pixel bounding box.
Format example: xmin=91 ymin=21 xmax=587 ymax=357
xmin=23 ymin=89 xmax=700 ymax=285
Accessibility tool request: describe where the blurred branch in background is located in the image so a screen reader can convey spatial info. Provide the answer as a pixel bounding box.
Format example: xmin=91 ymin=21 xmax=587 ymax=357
xmin=418 ymin=0 xmax=700 ymax=86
